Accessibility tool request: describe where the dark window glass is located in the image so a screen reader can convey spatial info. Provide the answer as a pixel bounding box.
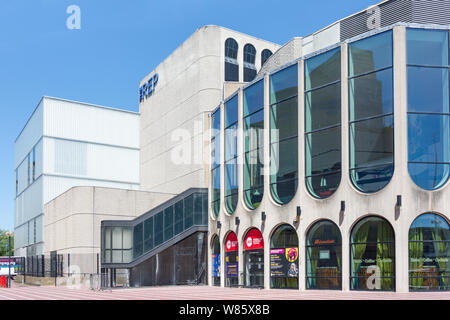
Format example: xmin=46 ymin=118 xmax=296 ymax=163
xmin=225 ymin=95 xmax=239 ymax=128
xmin=243 ymin=44 xmax=257 ymax=82
xmin=244 ymin=44 xmax=256 ymax=64
xmin=270 ymin=224 xmax=299 ymax=289
xmin=261 ymin=49 xmax=273 ymax=67
xmin=154 ymin=212 xmax=163 ymax=247
xmin=306 ymin=221 xmax=342 ymax=290
xmin=409 ymin=213 xmax=450 ymax=291
xmin=184 ymin=195 xmax=194 ymax=229
xmin=164 ymin=206 xmax=174 ymax=242
xmin=349 ymin=31 xmax=394 ymax=193
xmin=350 ymin=216 xmax=395 ymax=291
xmin=224 ymin=96 xmax=238 ymax=215
xmin=143 ymin=217 xmax=154 ymax=253
xmin=270 ymin=64 xmax=298 ymax=103
xmin=211 ymin=109 xmax=221 ymax=218
xmin=225 ymin=38 xmax=239 ymax=82
xmin=194 ymin=193 xmax=203 ymax=226
xmin=225 ymin=38 xmax=238 ymax=59
xmin=244 ymin=80 xmax=264 ymax=116
xmin=225 ymin=62 xmax=239 ymax=82
xmin=212 ymin=235 xmax=221 ymax=286
xmin=202 ymin=193 xmax=208 ymax=226
xmin=407 ymin=28 xmax=450 ymax=191
xmin=133 ymin=223 xmax=143 ymax=259
xmin=174 ymin=200 xmax=184 ymax=235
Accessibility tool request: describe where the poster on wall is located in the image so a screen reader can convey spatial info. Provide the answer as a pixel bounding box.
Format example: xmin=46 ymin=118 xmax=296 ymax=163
xmin=225 ymin=233 xmax=238 ymax=278
xmin=212 ymin=254 xmax=220 ymax=278
xmin=270 ymin=247 xmax=299 ymax=278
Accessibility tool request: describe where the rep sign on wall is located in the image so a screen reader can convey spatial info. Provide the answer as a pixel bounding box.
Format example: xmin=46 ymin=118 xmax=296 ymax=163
xmin=139 ymin=73 xmax=159 ymax=102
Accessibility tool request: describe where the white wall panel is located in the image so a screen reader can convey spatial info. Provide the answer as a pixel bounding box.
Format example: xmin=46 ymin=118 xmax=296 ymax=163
xmin=43 ymin=97 xmax=139 ymax=149
xmin=14 ymin=100 xmax=43 ymax=168
xmin=19 ymin=178 xmax=43 ymax=225
xmin=14 ymin=223 xmax=28 ymax=249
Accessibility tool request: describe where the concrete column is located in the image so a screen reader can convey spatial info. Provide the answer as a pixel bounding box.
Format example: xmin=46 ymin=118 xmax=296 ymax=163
xmin=263 ymin=73 xmax=271 ymax=290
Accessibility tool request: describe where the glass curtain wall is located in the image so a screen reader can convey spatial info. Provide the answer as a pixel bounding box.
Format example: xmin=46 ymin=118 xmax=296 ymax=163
xmin=211 ymin=108 xmax=221 ymax=218
xmin=270 ymin=64 xmax=299 ymax=204
xmin=224 ymin=95 xmax=239 ymax=214
xmin=243 ymin=80 xmax=264 ymax=209
xmin=306 ymin=220 xmax=342 ymax=289
xmin=349 ymin=31 xmax=394 ymax=193
xmin=270 ymin=224 xmax=299 ymax=289
xmin=244 ymin=44 xmax=257 ymax=82
xmin=350 ymin=216 xmax=395 ymax=291
xmin=225 ymin=38 xmax=239 ymax=81
xmin=409 ymin=213 xmax=450 ymax=291
xmin=305 ymin=47 xmax=342 ymax=199
xmin=407 ymin=28 xmax=450 ymax=190
xmin=212 ymin=235 xmax=221 ymax=286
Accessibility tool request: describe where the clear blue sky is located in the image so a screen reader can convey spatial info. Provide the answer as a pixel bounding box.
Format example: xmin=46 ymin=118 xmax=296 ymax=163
xmin=0 ymin=0 xmax=379 ymax=231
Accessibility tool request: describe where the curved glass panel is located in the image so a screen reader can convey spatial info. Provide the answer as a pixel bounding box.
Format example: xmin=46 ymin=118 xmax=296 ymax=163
xmin=212 ymin=235 xmax=221 ymax=286
xmin=261 ymin=49 xmax=273 ymax=67
xmin=211 ymin=108 xmax=221 ymax=218
xmin=407 ymin=28 xmax=450 ymax=190
xmin=270 ymin=224 xmax=299 ymax=289
xmin=306 ymin=220 xmax=342 ymax=290
xmin=270 ymin=64 xmax=298 ymax=205
xmin=305 ymin=48 xmax=342 ymax=198
xmin=350 ymin=216 xmax=395 ymax=291
xmin=225 ymin=38 xmax=239 ymax=81
xmin=409 ymin=213 xmax=450 ymax=291
xmin=243 ymin=80 xmax=264 ymax=210
xmin=349 ymin=31 xmax=394 ymax=193
xmin=244 ymin=44 xmax=257 ymax=82
xmin=224 ymin=95 xmax=238 ymax=214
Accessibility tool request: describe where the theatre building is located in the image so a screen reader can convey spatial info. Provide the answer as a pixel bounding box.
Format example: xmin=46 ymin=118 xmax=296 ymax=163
xmin=208 ymin=0 xmax=450 ymax=292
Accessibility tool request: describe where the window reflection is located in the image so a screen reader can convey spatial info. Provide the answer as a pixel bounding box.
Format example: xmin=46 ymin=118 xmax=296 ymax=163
xmin=224 ymin=95 xmax=239 ymax=214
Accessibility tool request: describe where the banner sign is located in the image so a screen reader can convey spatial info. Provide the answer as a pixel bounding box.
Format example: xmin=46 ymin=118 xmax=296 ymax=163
xmin=212 ymin=254 xmax=220 ymax=277
xmin=270 ymin=247 xmax=299 ymax=278
xmin=244 ymin=228 xmax=264 ymax=250
xmin=225 ymin=232 xmax=238 ymax=252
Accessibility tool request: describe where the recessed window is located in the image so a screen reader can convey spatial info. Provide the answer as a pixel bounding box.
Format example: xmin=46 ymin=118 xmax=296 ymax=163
xmin=261 ymin=49 xmax=273 ymax=67
xmin=244 ymin=44 xmax=257 ymax=82
xmin=225 ymin=38 xmax=239 ymax=82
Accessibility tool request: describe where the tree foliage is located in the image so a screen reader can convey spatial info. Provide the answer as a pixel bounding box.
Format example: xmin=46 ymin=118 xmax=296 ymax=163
xmin=0 ymin=230 xmax=14 ymax=257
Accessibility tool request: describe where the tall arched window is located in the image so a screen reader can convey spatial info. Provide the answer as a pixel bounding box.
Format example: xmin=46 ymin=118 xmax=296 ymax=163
xmin=225 ymin=38 xmax=239 ymax=82
xmin=349 ymin=31 xmax=394 ymax=193
xmin=261 ymin=49 xmax=273 ymax=67
xmin=243 ymin=80 xmax=264 ymax=210
xmin=350 ymin=216 xmax=395 ymax=291
xmin=270 ymin=224 xmax=299 ymax=289
xmin=409 ymin=213 xmax=450 ymax=291
xmin=244 ymin=228 xmax=264 ymax=288
xmin=211 ymin=235 xmax=221 ymax=286
xmin=224 ymin=95 xmax=239 ymax=214
xmin=306 ymin=220 xmax=342 ymax=290
xmin=270 ymin=64 xmax=299 ymax=205
xmin=407 ymin=28 xmax=450 ymax=190
xmin=305 ymin=47 xmax=342 ymax=199
xmin=211 ymin=108 xmax=221 ymax=218
xmin=244 ymin=44 xmax=257 ymax=82
xmin=225 ymin=232 xmax=239 ymax=287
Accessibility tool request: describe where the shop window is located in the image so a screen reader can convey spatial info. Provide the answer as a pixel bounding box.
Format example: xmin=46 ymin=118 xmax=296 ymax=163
xmin=243 ymin=80 xmax=264 ymax=210
xmin=350 ymin=216 xmax=395 ymax=291
xmin=305 ymin=47 xmax=342 ymax=199
xmin=407 ymin=28 xmax=450 ymax=190
xmin=225 ymin=38 xmax=239 ymax=81
xmin=211 ymin=108 xmax=221 ymax=218
xmin=224 ymin=95 xmax=239 ymax=214
xmin=349 ymin=31 xmax=394 ymax=193
xmin=225 ymin=232 xmax=239 ymax=287
xmin=244 ymin=44 xmax=257 ymax=82
xmin=261 ymin=49 xmax=272 ymax=67
xmin=244 ymin=228 xmax=264 ymax=288
xmin=270 ymin=224 xmax=299 ymax=289
xmin=269 ymin=64 xmax=299 ymax=205
xmin=409 ymin=213 xmax=450 ymax=291
xmin=212 ymin=235 xmax=221 ymax=286
xmin=306 ymin=220 xmax=342 ymax=290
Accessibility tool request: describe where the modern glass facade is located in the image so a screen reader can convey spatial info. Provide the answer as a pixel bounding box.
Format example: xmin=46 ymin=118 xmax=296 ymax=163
xmin=211 ymin=109 xmax=221 ymax=218
xmin=243 ymin=80 xmax=265 ymax=210
xmin=349 ymin=30 xmax=394 ymax=193
xmin=224 ymin=95 xmax=239 ymax=214
xmin=407 ymin=28 xmax=450 ymax=190
xmin=270 ymin=64 xmax=299 ymax=205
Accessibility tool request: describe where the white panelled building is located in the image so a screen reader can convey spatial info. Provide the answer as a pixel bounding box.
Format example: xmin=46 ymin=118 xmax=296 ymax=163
xmin=14 ymin=96 xmax=140 ymax=257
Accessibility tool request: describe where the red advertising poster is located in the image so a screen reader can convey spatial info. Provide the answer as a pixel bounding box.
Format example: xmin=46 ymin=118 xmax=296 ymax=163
xmin=244 ymin=228 xmax=264 ymax=250
xmin=225 ymin=232 xmax=238 ymax=252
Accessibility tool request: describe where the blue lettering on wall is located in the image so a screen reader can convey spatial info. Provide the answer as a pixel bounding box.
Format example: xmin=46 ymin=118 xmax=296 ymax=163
xmin=139 ymin=73 xmax=159 ymax=102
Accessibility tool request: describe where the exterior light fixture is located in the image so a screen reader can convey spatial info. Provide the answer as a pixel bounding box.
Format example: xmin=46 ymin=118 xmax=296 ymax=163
xmin=217 ymin=221 xmax=222 ymax=229
xmin=235 ymin=217 xmax=240 ymax=226
xmin=396 ymin=195 xmax=402 ymax=207
xmin=294 ymin=206 xmax=301 ymax=224
xmin=341 ymin=201 xmax=345 ymax=212
xmin=261 ymin=212 xmax=266 ymax=221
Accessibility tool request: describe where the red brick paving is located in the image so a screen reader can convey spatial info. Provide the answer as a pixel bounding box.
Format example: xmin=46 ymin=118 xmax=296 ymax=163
xmin=0 ymin=283 xmax=449 ymax=300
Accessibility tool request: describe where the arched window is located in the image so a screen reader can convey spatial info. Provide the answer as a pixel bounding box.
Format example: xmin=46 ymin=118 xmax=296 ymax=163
xmin=409 ymin=213 xmax=450 ymax=291
xmin=269 ymin=64 xmax=299 ymax=205
xmin=224 ymin=95 xmax=239 ymax=214
xmin=243 ymin=80 xmax=264 ymax=210
xmin=407 ymin=28 xmax=450 ymax=190
xmin=261 ymin=49 xmax=273 ymax=67
xmin=211 ymin=108 xmax=221 ymax=218
xmin=305 ymin=47 xmax=342 ymax=199
xmin=244 ymin=228 xmax=264 ymax=288
xmin=211 ymin=235 xmax=221 ymax=286
xmin=306 ymin=220 xmax=342 ymax=290
xmin=270 ymin=224 xmax=299 ymax=289
xmin=244 ymin=44 xmax=257 ymax=82
xmin=224 ymin=232 xmax=239 ymax=287
xmin=350 ymin=216 xmax=395 ymax=291
xmin=225 ymin=38 xmax=239 ymax=82
xmin=349 ymin=31 xmax=394 ymax=193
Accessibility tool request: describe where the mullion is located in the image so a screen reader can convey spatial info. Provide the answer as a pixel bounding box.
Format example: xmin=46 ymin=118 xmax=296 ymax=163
xmin=349 ymin=113 xmax=393 ymax=124
xmin=305 ymin=123 xmax=341 ymax=135
xmin=269 ymin=94 xmax=298 ymax=107
xmin=304 ymin=79 xmax=341 ymax=94
xmin=305 ymin=169 xmax=341 ymax=179
xmin=348 ymin=65 xmax=393 ymax=80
